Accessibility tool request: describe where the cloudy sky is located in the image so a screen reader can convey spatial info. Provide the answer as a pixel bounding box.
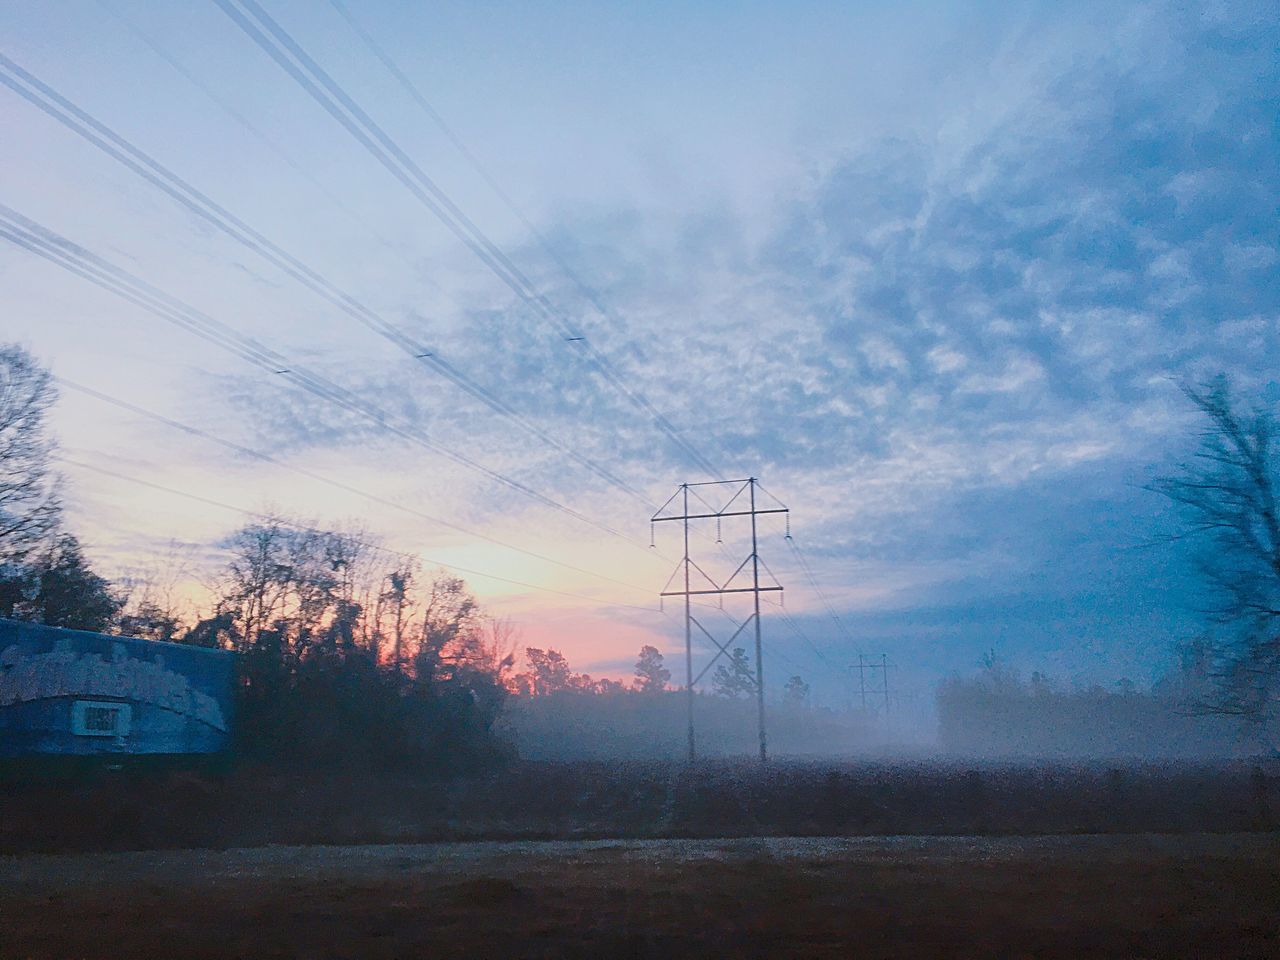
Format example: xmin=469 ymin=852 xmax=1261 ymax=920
xmin=2 ymin=0 xmax=1276 ymax=713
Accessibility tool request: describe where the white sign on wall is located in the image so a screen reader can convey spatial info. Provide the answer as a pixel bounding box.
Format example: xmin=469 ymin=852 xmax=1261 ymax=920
xmin=71 ymin=700 xmax=133 ymax=738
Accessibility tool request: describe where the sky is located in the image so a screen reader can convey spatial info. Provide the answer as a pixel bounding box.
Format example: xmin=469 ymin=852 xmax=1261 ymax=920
xmin=2 ymin=0 xmax=1277 ymax=718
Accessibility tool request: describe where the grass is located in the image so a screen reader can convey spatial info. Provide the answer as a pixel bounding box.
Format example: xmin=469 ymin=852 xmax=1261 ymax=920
xmin=1 ymin=756 xmax=1275 ymax=853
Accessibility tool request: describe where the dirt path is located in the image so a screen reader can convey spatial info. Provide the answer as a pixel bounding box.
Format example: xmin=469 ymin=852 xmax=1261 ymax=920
xmin=3 ymin=834 xmax=1278 ymax=958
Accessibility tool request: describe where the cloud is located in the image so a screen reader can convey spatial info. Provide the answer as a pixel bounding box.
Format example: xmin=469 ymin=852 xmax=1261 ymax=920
xmin=183 ymin=0 xmax=1277 ymax=693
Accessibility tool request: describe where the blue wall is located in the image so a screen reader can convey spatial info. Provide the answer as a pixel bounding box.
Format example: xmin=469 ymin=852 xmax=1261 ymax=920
xmin=0 ymin=618 xmax=234 ymax=756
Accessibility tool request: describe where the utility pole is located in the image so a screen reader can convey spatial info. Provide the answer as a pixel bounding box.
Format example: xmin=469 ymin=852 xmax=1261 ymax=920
xmin=652 ymin=478 xmax=787 ymax=762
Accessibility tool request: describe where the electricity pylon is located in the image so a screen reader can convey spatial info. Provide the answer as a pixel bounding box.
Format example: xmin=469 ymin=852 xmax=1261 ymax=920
xmin=856 ymin=653 xmax=892 ymax=715
xmin=651 ymin=478 xmax=788 ymax=761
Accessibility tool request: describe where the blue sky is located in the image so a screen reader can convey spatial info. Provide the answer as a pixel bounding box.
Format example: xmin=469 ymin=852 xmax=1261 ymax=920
xmin=2 ymin=0 xmax=1277 ymax=712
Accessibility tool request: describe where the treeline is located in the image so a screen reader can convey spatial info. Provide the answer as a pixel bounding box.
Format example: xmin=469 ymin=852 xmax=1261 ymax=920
xmin=502 ymin=644 xmax=870 ymax=759
xmin=188 ymin=520 xmax=516 ymax=769
xmin=936 ymin=649 xmax=1243 ymax=759
xmin=0 ymin=345 xmax=516 ymax=771
xmin=8 ymin=511 xmax=518 ymax=771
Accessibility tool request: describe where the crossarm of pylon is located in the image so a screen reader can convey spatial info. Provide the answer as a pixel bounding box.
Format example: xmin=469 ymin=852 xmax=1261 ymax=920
xmin=661 ymin=587 xmax=784 ymax=596
xmin=653 ymin=508 xmax=789 ymax=522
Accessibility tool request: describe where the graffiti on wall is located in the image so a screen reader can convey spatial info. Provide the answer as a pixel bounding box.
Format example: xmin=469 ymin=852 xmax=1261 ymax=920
xmin=0 ymin=639 xmax=228 ymax=731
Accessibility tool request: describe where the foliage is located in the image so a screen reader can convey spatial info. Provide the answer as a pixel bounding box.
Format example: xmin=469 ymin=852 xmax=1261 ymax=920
xmin=633 ymin=644 xmax=670 ymax=693
xmin=711 ymin=646 xmax=756 ymax=699
xmin=783 ymin=675 xmax=811 ymax=708
xmin=23 ymin=533 xmax=123 ymax=631
xmin=0 ymin=533 xmax=123 ymax=631
xmin=511 ymin=646 xmax=620 ymax=695
xmin=204 ymin=517 xmax=510 ymax=770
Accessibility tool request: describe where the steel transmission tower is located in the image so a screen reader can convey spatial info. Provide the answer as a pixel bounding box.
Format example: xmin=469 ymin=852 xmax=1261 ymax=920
xmin=856 ymin=653 xmax=892 ymax=715
xmin=651 ymin=478 xmax=788 ymax=761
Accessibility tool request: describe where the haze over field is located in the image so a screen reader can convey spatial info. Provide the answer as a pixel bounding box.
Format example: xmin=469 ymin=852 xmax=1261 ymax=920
xmin=2 ymin=0 xmax=1277 ymax=714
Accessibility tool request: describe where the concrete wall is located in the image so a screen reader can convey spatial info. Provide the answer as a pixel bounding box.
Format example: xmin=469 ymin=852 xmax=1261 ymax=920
xmin=0 ymin=618 xmax=234 ymax=756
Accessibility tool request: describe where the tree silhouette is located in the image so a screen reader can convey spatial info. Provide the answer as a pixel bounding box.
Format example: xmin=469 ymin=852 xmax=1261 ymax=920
xmin=1152 ymin=376 xmax=1280 ymax=747
xmin=0 ymin=346 xmax=61 ymax=566
xmin=712 ymin=647 xmax=755 ymax=699
xmin=633 ymin=644 xmax=670 ymax=693
xmin=24 ymin=533 xmax=122 ymax=632
xmin=783 ymin=674 xmax=811 ymax=708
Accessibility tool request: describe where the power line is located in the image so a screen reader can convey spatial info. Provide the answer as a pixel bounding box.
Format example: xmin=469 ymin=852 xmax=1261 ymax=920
xmin=0 ymin=52 xmax=654 ymax=509
xmin=0 ymin=204 xmax=644 ymax=548
xmin=211 ymin=0 xmax=723 ymax=481
xmin=54 ymin=375 xmax=653 ymax=595
xmin=94 ymin=0 xmax=412 ymax=261
xmin=56 ymin=454 xmax=658 ymax=613
xmin=324 ymin=0 xmax=631 ymax=344
xmin=760 ymin=593 xmax=841 ymax=673
xmin=784 ymin=526 xmax=865 ymax=659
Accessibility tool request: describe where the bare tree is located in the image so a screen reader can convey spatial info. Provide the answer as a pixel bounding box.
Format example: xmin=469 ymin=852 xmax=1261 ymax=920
xmin=117 ymin=541 xmax=201 ymax=641
xmin=412 ymin=571 xmax=478 ymax=682
xmin=468 ymin=615 xmax=519 ymax=680
xmin=0 ymin=346 xmax=61 ymax=565
xmin=376 ymin=562 xmax=416 ymax=668
xmin=218 ymin=517 xmax=293 ymax=651
xmin=1151 ymin=376 xmax=1280 ymax=748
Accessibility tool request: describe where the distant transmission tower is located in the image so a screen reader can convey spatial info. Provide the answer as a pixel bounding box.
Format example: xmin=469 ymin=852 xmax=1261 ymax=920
xmin=856 ymin=653 xmax=892 ymax=715
xmin=651 ymin=479 xmax=788 ymax=761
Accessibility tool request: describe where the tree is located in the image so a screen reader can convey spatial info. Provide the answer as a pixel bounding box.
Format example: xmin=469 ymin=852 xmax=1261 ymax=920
xmin=519 ymin=647 xmax=575 ymax=696
xmin=117 ymin=543 xmax=197 ymax=642
xmin=471 ymin=616 xmax=519 ymax=681
xmin=1152 ymin=376 xmax=1280 ymax=747
xmin=633 ymin=644 xmax=670 ymax=693
xmin=413 ymin=573 xmax=479 ymax=682
xmin=783 ymin=674 xmax=811 ymax=708
xmin=712 ymin=646 xmax=756 ymax=699
xmin=218 ymin=517 xmax=292 ymax=652
xmin=0 ymin=346 xmax=60 ymax=565
xmin=206 ymin=517 xmax=510 ymax=769
xmin=375 ymin=563 xmax=415 ymax=667
xmin=24 ymin=533 xmax=123 ymax=632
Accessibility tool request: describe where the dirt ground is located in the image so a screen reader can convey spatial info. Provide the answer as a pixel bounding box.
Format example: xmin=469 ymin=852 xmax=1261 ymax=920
xmin=2 ymin=833 xmax=1277 ymax=959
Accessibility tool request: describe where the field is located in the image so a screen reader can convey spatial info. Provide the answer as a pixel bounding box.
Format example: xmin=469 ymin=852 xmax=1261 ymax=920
xmin=3 ymin=759 xmax=1277 ymax=957
xmin=3 ymin=757 xmax=1275 ymax=852
xmin=3 ymin=834 xmax=1278 ymax=958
